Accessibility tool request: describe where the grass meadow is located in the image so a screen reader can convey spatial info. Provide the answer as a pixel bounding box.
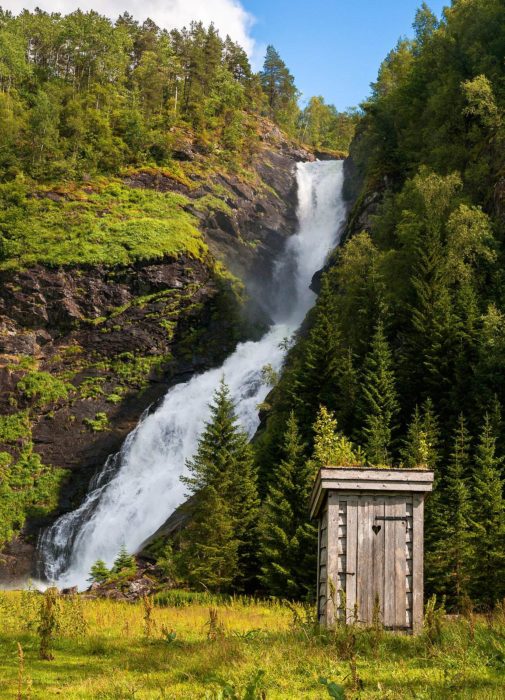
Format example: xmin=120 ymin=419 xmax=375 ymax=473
xmin=0 ymin=590 xmax=504 ymax=699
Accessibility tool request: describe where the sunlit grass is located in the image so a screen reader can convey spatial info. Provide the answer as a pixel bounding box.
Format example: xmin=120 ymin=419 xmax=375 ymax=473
xmin=0 ymin=180 xmax=207 ymax=270
xmin=0 ymin=591 xmax=504 ymax=699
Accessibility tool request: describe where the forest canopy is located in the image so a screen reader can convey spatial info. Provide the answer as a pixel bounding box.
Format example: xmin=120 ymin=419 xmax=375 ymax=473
xmin=256 ymin=0 xmax=505 ymax=609
xmin=0 ymin=8 xmax=356 ymax=182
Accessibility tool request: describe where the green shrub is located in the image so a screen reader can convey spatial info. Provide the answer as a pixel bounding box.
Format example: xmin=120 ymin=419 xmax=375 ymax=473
xmin=83 ymin=412 xmax=109 ymax=432
xmin=17 ymin=371 xmax=72 ymax=408
xmin=88 ymin=560 xmax=111 ymax=585
xmin=0 ymin=411 xmax=31 ymax=443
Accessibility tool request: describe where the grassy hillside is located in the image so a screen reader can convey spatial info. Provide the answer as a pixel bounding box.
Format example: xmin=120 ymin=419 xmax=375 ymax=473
xmin=0 ymin=178 xmax=207 ymax=270
xmin=0 ymin=591 xmax=504 ymax=699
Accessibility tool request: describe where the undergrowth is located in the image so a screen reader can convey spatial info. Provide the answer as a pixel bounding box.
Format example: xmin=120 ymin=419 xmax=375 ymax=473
xmin=0 ymin=180 xmax=207 ymax=270
xmin=0 ymin=591 xmax=503 ymax=699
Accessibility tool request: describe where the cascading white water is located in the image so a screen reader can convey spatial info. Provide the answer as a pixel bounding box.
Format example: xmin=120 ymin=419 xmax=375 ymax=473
xmin=39 ymin=160 xmax=346 ymax=589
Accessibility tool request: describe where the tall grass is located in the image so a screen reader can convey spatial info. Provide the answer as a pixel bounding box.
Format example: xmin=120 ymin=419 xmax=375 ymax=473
xmin=0 ymin=590 xmax=504 ymax=699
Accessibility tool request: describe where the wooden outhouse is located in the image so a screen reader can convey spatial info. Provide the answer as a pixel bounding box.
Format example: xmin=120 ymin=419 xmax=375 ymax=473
xmin=310 ymin=468 xmax=434 ymax=633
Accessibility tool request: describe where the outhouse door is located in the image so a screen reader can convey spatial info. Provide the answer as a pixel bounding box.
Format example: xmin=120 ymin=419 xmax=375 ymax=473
xmin=337 ymin=494 xmax=413 ymax=629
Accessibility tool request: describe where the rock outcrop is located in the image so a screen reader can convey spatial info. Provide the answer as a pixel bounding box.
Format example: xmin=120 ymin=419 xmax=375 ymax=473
xmin=0 ymin=122 xmax=312 ymax=584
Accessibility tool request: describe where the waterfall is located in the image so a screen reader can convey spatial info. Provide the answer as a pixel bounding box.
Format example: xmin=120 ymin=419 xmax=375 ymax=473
xmin=38 ymin=160 xmax=346 ymax=589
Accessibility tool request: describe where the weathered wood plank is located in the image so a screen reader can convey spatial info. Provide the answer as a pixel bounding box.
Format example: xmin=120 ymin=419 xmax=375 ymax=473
xmin=394 ymin=497 xmax=407 ymax=628
xmin=320 ymin=468 xmax=434 ymax=482
xmin=372 ymin=496 xmax=385 ymax=623
xmin=321 ymin=481 xmax=433 ymax=492
xmin=345 ymin=496 xmax=358 ymax=623
xmin=326 ymin=491 xmax=340 ymax=625
xmin=412 ymin=493 xmax=424 ymax=633
xmin=337 ymin=500 xmax=347 ymax=620
xmin=383 ymin=496 xmax=395 ymax=627
xmin=310 ymin=468 xmax=433 ymax=519
xmin=317 ymin=519 xmax=321 ymax=620
xmin=357 ymin=496 xmax=373 ymax=625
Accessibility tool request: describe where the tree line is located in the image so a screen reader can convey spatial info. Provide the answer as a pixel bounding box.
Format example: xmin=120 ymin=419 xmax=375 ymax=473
xmin=0 ymin=9 xmax=355 ymax=183
xmin=254 ymin=0 xmax=505 ymax=610
xmin=165 ymin=0 xmax=505 ymax=612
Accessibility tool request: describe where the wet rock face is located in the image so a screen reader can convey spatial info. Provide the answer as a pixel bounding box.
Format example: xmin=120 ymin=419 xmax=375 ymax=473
xmin=124 ymin=141 xmax=310 ymax=317
xmin=0 ymin=537 xmax=34 ymax=586
xmin=0 ymin=254 xmax=234 ymax=541
xmin=0 ymin=133 xmax=311 ymax=578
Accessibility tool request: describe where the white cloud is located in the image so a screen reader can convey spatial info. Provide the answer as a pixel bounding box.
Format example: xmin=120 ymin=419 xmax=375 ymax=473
xmin=2 ymin=0 xmax=257 ymax=56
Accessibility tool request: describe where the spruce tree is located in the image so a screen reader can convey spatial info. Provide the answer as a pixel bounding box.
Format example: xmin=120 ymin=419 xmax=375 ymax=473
xmin=259 ymin=412 xmax=314 ymax=598
xmin=178 ymin=485 xmax=238 ymax=592
xmin=291 ymin=275 xmax=342 ymax=429
xmin=401 ymin=406 xmax=429 ymax=468
xmin=470 ymin=415 xmax=505 ymax=607
xmin=358 ymin=322 xmax=399 ymax=465
xmin=401 ymin=399 xmax=441 ymax=471
xmin=180 ymin=379 xmax=259 ymax=591
xmin=112 ymin=545 xmax=136 ymax=576
xmin=406 ymin=399 xmax=446 ymax=599
xmin=88 ymin=559 xmax=110 ymax=584
xmin=443 ymin=415 xmax=473 ymax=609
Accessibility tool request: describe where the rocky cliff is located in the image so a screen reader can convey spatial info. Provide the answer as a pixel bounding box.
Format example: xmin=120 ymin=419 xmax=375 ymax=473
xmin=0 ymin=121 xmax=312 ymax=583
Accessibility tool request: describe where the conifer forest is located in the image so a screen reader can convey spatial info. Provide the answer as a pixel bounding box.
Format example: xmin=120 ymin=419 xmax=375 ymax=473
xmin=0 ymin=1 xmax=504 ymax=698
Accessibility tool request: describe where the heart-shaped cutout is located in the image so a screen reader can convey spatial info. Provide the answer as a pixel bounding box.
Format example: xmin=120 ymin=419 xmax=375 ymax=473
xmin=372 ymin=524 xmax=381 ymax=535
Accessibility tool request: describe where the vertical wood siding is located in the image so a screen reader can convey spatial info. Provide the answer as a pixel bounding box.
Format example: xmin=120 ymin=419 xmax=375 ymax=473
xmin=320 ymin=492 xmax=417 ymax=631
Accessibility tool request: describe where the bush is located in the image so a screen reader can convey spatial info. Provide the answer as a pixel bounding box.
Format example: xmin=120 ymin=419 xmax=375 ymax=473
xmin=83 ymin=412 xmax=109 ymax=432
xmin=17 ymin=371 xmax=72 ymax=408
xmin=88 ymin=560 xmax=111 ymax=585
xmin=111 ymin=545 xmax=137 ymax=578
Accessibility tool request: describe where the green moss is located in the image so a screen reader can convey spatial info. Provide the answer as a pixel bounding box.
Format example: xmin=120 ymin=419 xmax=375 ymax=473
xmin=0 ymin=411 xmax=31 ymax=443
xmin=17 ymin=371 xmax=73 ymax=408
xmin=95 ymin=352 xmax=170 ymax=391
xmin=83 ymin=412 xmax=110 ymax=432
xmin=192 ymin=193 xmax=233 ymax=217
xmin=159 ymin=319 xmax=177 ymax=340
xmin=78 ymin=376 xmax=106 ymax=399
xmin=0 ymin=180 xmax=207 ymax=270
xmin=106 ymin=392 xmax=124 ymax=405
xmin=0 ymin=444 xmax=67 ymax=547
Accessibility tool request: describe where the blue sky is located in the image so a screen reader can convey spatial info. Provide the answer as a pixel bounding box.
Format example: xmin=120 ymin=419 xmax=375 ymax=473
xmin=247 ymin=0 xmax=448 ymax=110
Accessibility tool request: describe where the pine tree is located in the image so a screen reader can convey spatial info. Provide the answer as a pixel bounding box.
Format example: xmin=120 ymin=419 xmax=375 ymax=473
xmin=401 ymin=406 xmax=429 ymax=468
xmin=259 ymin=45 xmax=299 ymax=132
xmin=443 ymin=415 xmax=473 ymax=609
xmin=88 ymin=559 xmax=110 ymax=584
xmin=358 ymin=322 xmax=399 ymax=465
xmin=180 ymin=379 xmax=259 ymax=591
xmin=112 ymin=545 xmax=136 ymax=576
xmin=259 ymin=413 xmax=315 ymax=598
xmin=290 ymin=275 xmax=343 ymax=428
xmin=178 ymin=485 xmax=238 ymax=592
xmin=470 ymin=415 xmax=505 ymax=607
